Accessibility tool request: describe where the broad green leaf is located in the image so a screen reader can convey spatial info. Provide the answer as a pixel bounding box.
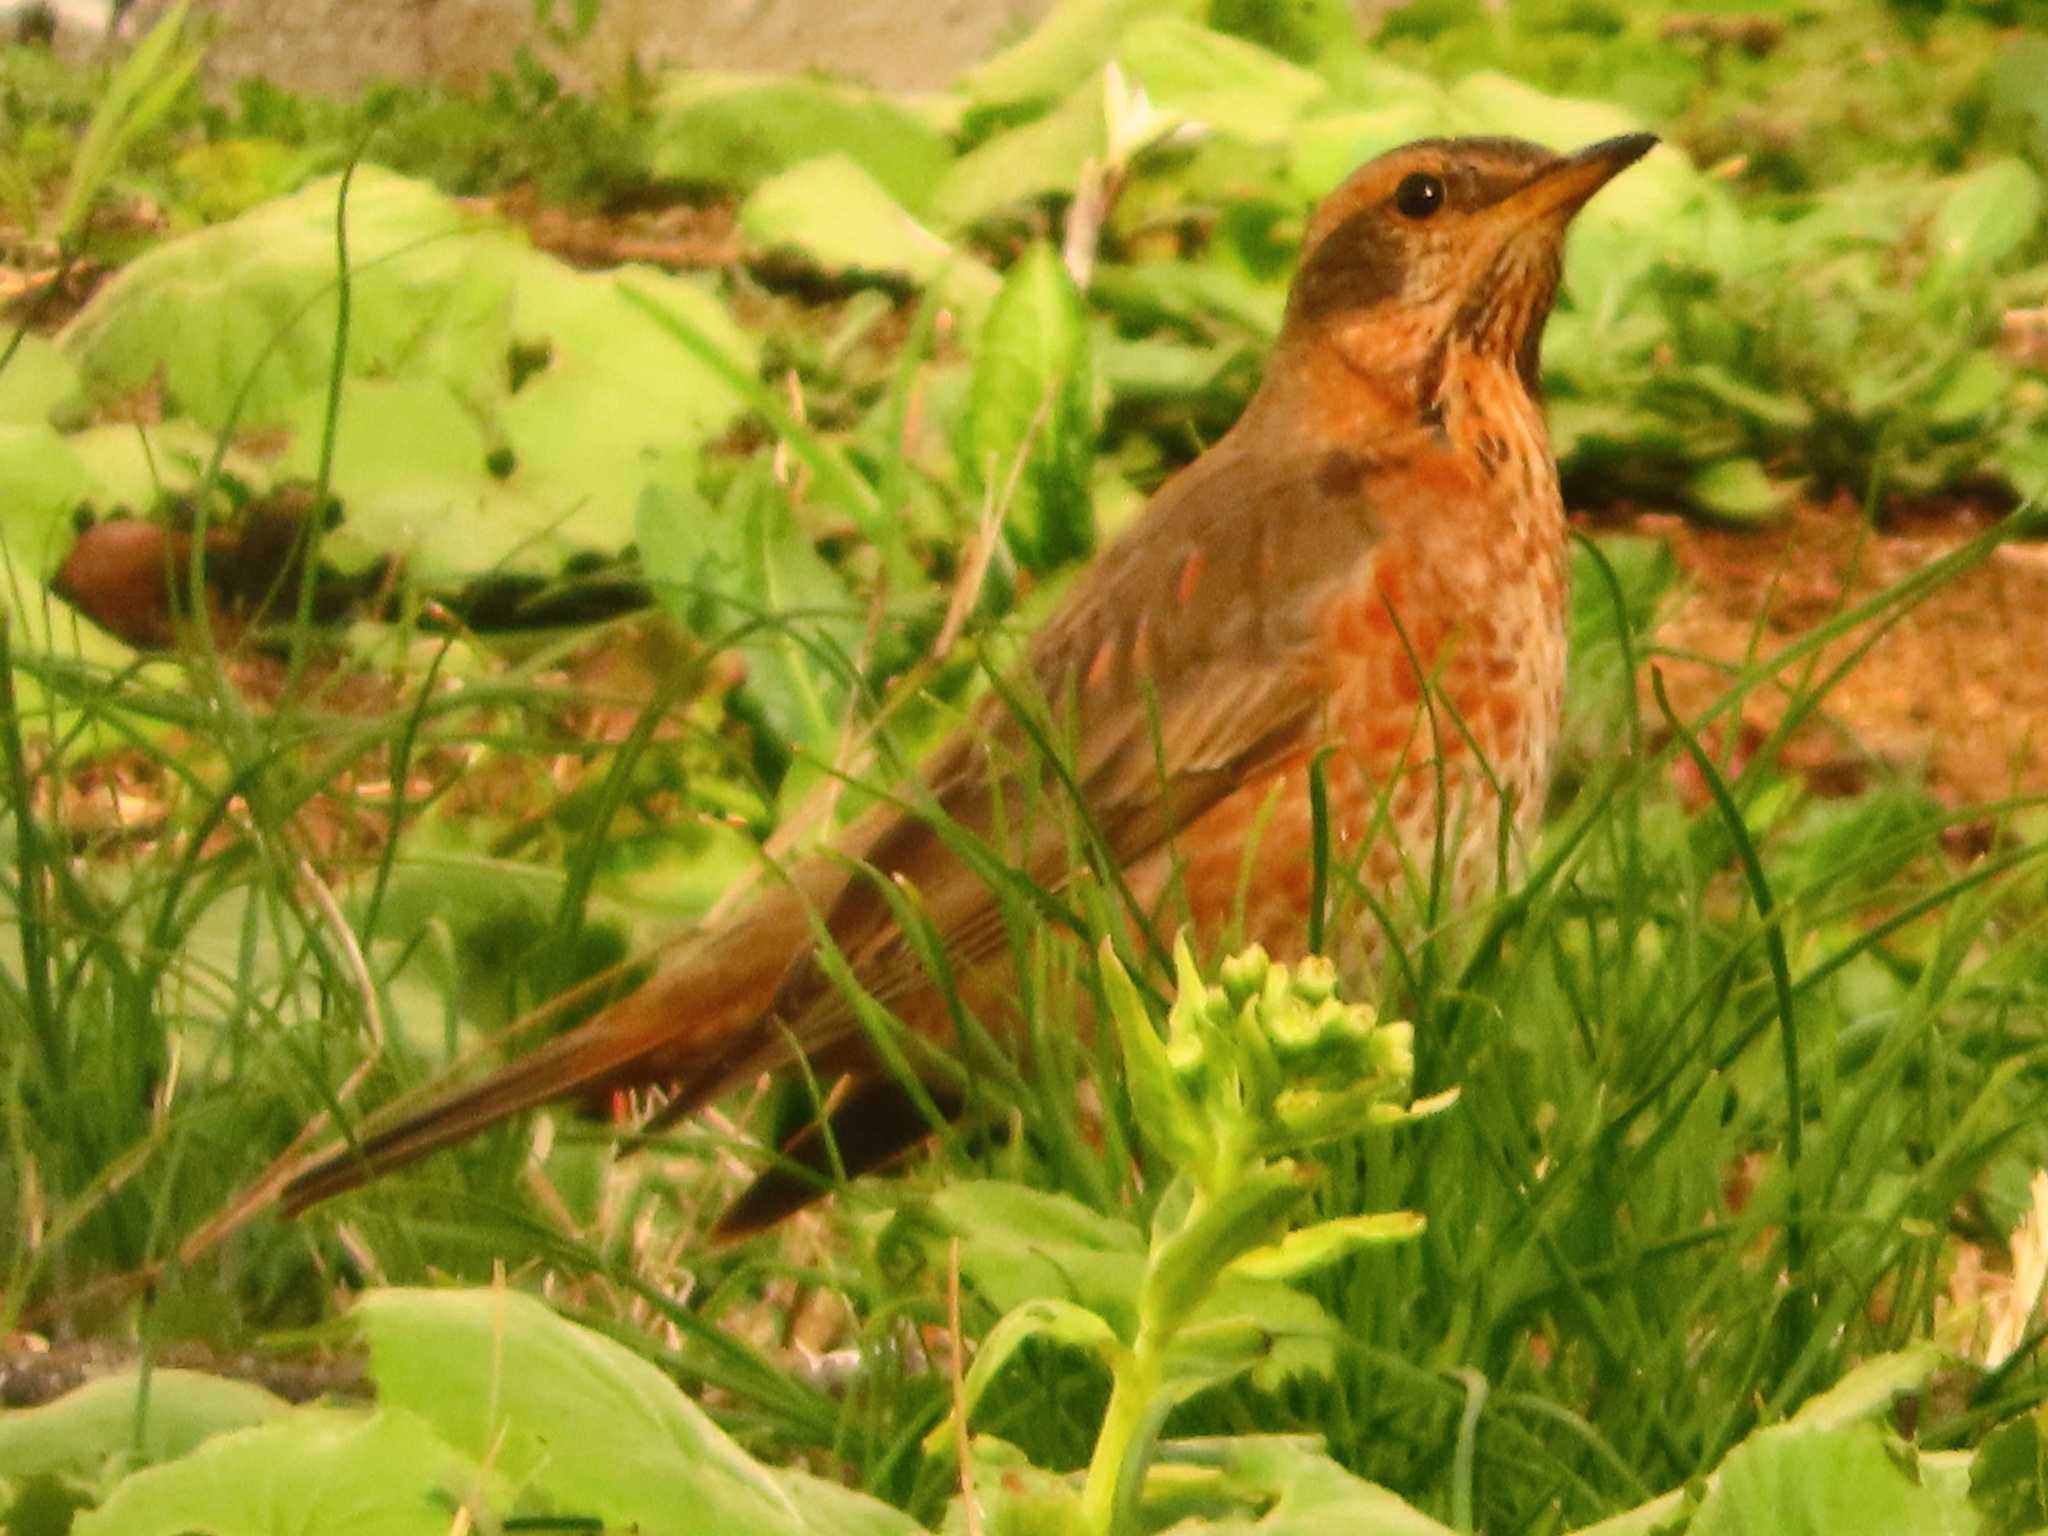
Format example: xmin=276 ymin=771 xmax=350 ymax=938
xmin=960 ymin=0 xmax=1205 ymax=105
xmin=356 ymin=1287 xmax=916 ymax=1536
xmin=0 ymin=1369 xmax=287 ymax=1481
xmin=1925 ymin=352 xmax=2010 ymax=432
xmin=924 ymin=1179 xmax=1150 ymax=1336
xmin=1970 ymin=1408 xmax=2048 ymax=1535
xmin=1689 ymin=1423 xmax=1973 ymax=1536
xmin=1118 ymin=18 xmax=1327 ymax=142
xmin=960 ymin=243 xmax=1095 ymax=571
xmin=1685 ymin=457 xmax=1793 ymax=524
xmin=1210 ymin=0 xmax=1364 ymax=65
xmin=60 ymin=173 xmax=752 ymax=579
xmin=1161 ymin=1315 xmax=1293 ymax=1396
xmin=1446 ymin=71 xmax=1641 ymax=156
xmin=1788 ymin=1343 xmax=1945 ymax=1429
xmin=73 ymin=1407 xmax=498 ymax=1536
xmin=271 ymin=376 xmax=496 ymax=552
xmin=924 ymin=1179 xmax=1336 ymax=1385
xmin=777 ymin=1468 xmax=931 ymax=1536
xmin=1286 ymin=103 xmax=1454 ymax=201
xmin=492 ymin=261 xmax=749 ymax=553
xmin=347 ymin=851 xmax=568 ymax=964
xmin=931 ymin=80 xmax=1108 ymax=229
xmin=58 ymin=420 xmax=271 ymax=511
xmin=1678 ymin=363 xmax=1814 ymax=434
xmin=0 ymin=424 xmax=97 ymax=574
xmin=0 ymin=428 xmax=165 ymax=708
xmin=167 ymin=136 xmax=322 ymax=223
xmin=1141 ymin=1164 xmax=1310 ymax=1333
xmin=1096 ymin=332 xmax=1234 ymax=401
xmin=1201 ymin=1278 xmax=1340 ymax=1388
xmin=0 ymin=335 xmax=84 ymax=427
xmin=507 ymin=258 xmax=753 ymax=450
xmin=1225 ymin=1211 xmax=1426 ymax=1282
xmin=1545 ymin=396 xmax=1692 ymax=465
xmin=937 ymin=1439 xmax=1086 ymax=1536
xmin=638 ymin=471 xmax=864 ymax=764
xmin=743 ymin=156 xmax=1000 ymax=327
xmin=649 ymin=73 xmax=954 ymax=215
xmin=1187 ymin=1438 xmax=1457 ymax=1533
xmin=275 ymin=390 xmax=670 ymax=579
xmin=1997 ymin=427 xmax=2048 ymax=506
xmin=1090 ymin=259 xmax=1285 ymax=339
xmin=1927 ymin=158 xmax=2043 ymax=288
xmin=59 ymin=168 xmax=517 ymax=433
xmin=937 ymin=1297 xmax=1121 ymax=1449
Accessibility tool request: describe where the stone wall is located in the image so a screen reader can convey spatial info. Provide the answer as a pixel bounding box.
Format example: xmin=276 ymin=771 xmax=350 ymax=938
xmin=119 ymin=0 xmax=1053 ymax=94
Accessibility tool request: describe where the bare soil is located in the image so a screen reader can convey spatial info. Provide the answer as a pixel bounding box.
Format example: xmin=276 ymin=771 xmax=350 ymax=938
xmin=1625 ymin=495 xmax=2048 ymax=807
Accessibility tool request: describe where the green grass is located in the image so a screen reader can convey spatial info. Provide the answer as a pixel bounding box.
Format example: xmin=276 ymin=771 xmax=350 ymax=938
xmin=8 ymin=0 xmax=2048 ymax=1529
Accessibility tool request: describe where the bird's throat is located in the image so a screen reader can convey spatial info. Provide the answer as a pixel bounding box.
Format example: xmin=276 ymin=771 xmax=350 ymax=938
xmin=1419 ymin=340 xmax=1554 ymax=490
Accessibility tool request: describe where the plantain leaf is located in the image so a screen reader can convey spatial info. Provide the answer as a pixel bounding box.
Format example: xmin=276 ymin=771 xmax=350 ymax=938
xmin=960 ymin=243 xmax=1095 ymax=572
xmin=638 ymin=470 xmax=864 ymax=770
xmin=742 ymin=156 xmax=1000 ymax=326
xmin=1926 ymin=158 xmax=2043 ymax=289
xmin=1118 ymin=18 xmax=1327 ymax=142
xmin=961 ymin=0 xmax=1205 ymax=106
xmin=649 ymin=74 xmax=953 ymax=214
xmin=1685 ymin=457 xmax=1794 ymax=524
xmin=72 ymin=1409 xmax=502 ymax=1536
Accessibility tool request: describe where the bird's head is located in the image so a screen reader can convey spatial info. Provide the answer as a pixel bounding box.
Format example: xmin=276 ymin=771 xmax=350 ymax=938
xmin=1281 ymin=133 xmax=1657 ymax=414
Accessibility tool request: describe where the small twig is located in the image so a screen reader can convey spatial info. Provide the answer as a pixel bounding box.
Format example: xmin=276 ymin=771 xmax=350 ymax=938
xmin=773 ymin=368 xmax=810 ymax=499
xmin=1062 ymin=157 xmax=1122 ymax=291
xmin=298 ymin=855 xmax=384 ymax=1050
xmin=948 ymin=1236 xmax=983 ymax=1536
xmin=814 ymin=575 xmax=892 ymax=837
xmin=935 ymin=381 xmax=1057 ymax=657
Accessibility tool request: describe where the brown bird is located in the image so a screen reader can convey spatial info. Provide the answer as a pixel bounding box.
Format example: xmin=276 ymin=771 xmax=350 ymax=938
xmin=283 ymin=132 xmax=1657 ymax=1234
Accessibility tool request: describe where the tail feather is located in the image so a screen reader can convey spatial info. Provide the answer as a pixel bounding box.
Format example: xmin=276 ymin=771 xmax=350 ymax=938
xmin=276 ymin=835 xmax=972 ymax=1226
xmin=280 ymin=883 xmax=820 ymax=1216
xmin=280 ymin=979 xmax=703 ymax=1214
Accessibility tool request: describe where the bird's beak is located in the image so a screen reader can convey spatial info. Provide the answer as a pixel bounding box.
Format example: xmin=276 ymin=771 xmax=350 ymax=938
xmin=1506 ymin=132 xmax=1660 ymax=223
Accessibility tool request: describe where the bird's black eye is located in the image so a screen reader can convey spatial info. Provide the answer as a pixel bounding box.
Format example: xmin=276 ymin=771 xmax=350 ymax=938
xmin=1394 ymin=172 xmax=1446 ymax=219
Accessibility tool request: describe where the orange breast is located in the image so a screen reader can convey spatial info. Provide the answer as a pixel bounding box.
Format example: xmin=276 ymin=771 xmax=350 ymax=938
xmin=1163 ymin=472 xmax=1569 ymax=970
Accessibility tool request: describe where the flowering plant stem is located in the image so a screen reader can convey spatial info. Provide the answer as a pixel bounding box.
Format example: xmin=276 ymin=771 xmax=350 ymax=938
xmin=940 ymin=937 xmax=1450 ymax=1534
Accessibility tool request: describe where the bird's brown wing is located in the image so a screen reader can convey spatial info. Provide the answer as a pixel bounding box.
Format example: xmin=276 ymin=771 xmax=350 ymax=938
xmin=703 ymin=429 xmax=1386 ymax=1230
xmin=280 ymin=423 xmax=1381 ymax=1221
xmin=747 ymin=426 xmax=1382 ymax=1071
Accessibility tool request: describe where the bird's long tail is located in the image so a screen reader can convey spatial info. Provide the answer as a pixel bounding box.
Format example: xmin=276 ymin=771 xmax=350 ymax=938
xmin=278 ymin=884 xmax=811 ymax=1217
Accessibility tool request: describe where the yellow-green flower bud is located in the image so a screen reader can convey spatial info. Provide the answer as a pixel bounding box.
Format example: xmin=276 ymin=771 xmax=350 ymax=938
xmin=1219 ymin=944 xmax=1271 ymax=1008
xmin=1368 ymin=1019 xmax=1415 ymax=1081
xmin=1264 ymin=996 xmax=1323 ymax=1061
xmin=1290 ymin=954 xmax=1337 ymax=1005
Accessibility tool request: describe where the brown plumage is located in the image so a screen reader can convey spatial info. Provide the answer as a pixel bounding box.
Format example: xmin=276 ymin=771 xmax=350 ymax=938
xmin=281 ymin=132 xmax=1657 ymax=1233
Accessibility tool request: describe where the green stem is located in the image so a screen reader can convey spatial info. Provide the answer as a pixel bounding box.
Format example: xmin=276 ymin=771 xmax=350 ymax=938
xmin=1081 ymin=1180 xmax=1224 ymax=1535
xmin=1079 ymin=1335 xmax=1171 ymax=1536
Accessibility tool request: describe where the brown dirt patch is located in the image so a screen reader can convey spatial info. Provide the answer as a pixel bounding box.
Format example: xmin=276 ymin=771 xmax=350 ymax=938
xmin=0 ymin=1337 xmax=366 ymax=1408
xmin=492 ymin=189 xmax=741 ymax=272
xmin=1623 ymin=495 xmax=2048 ymax=807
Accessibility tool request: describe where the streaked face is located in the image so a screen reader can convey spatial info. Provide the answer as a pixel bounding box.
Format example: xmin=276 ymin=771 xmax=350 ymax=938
xmin=1285 ymin=134 xmax=1656 ymax=394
